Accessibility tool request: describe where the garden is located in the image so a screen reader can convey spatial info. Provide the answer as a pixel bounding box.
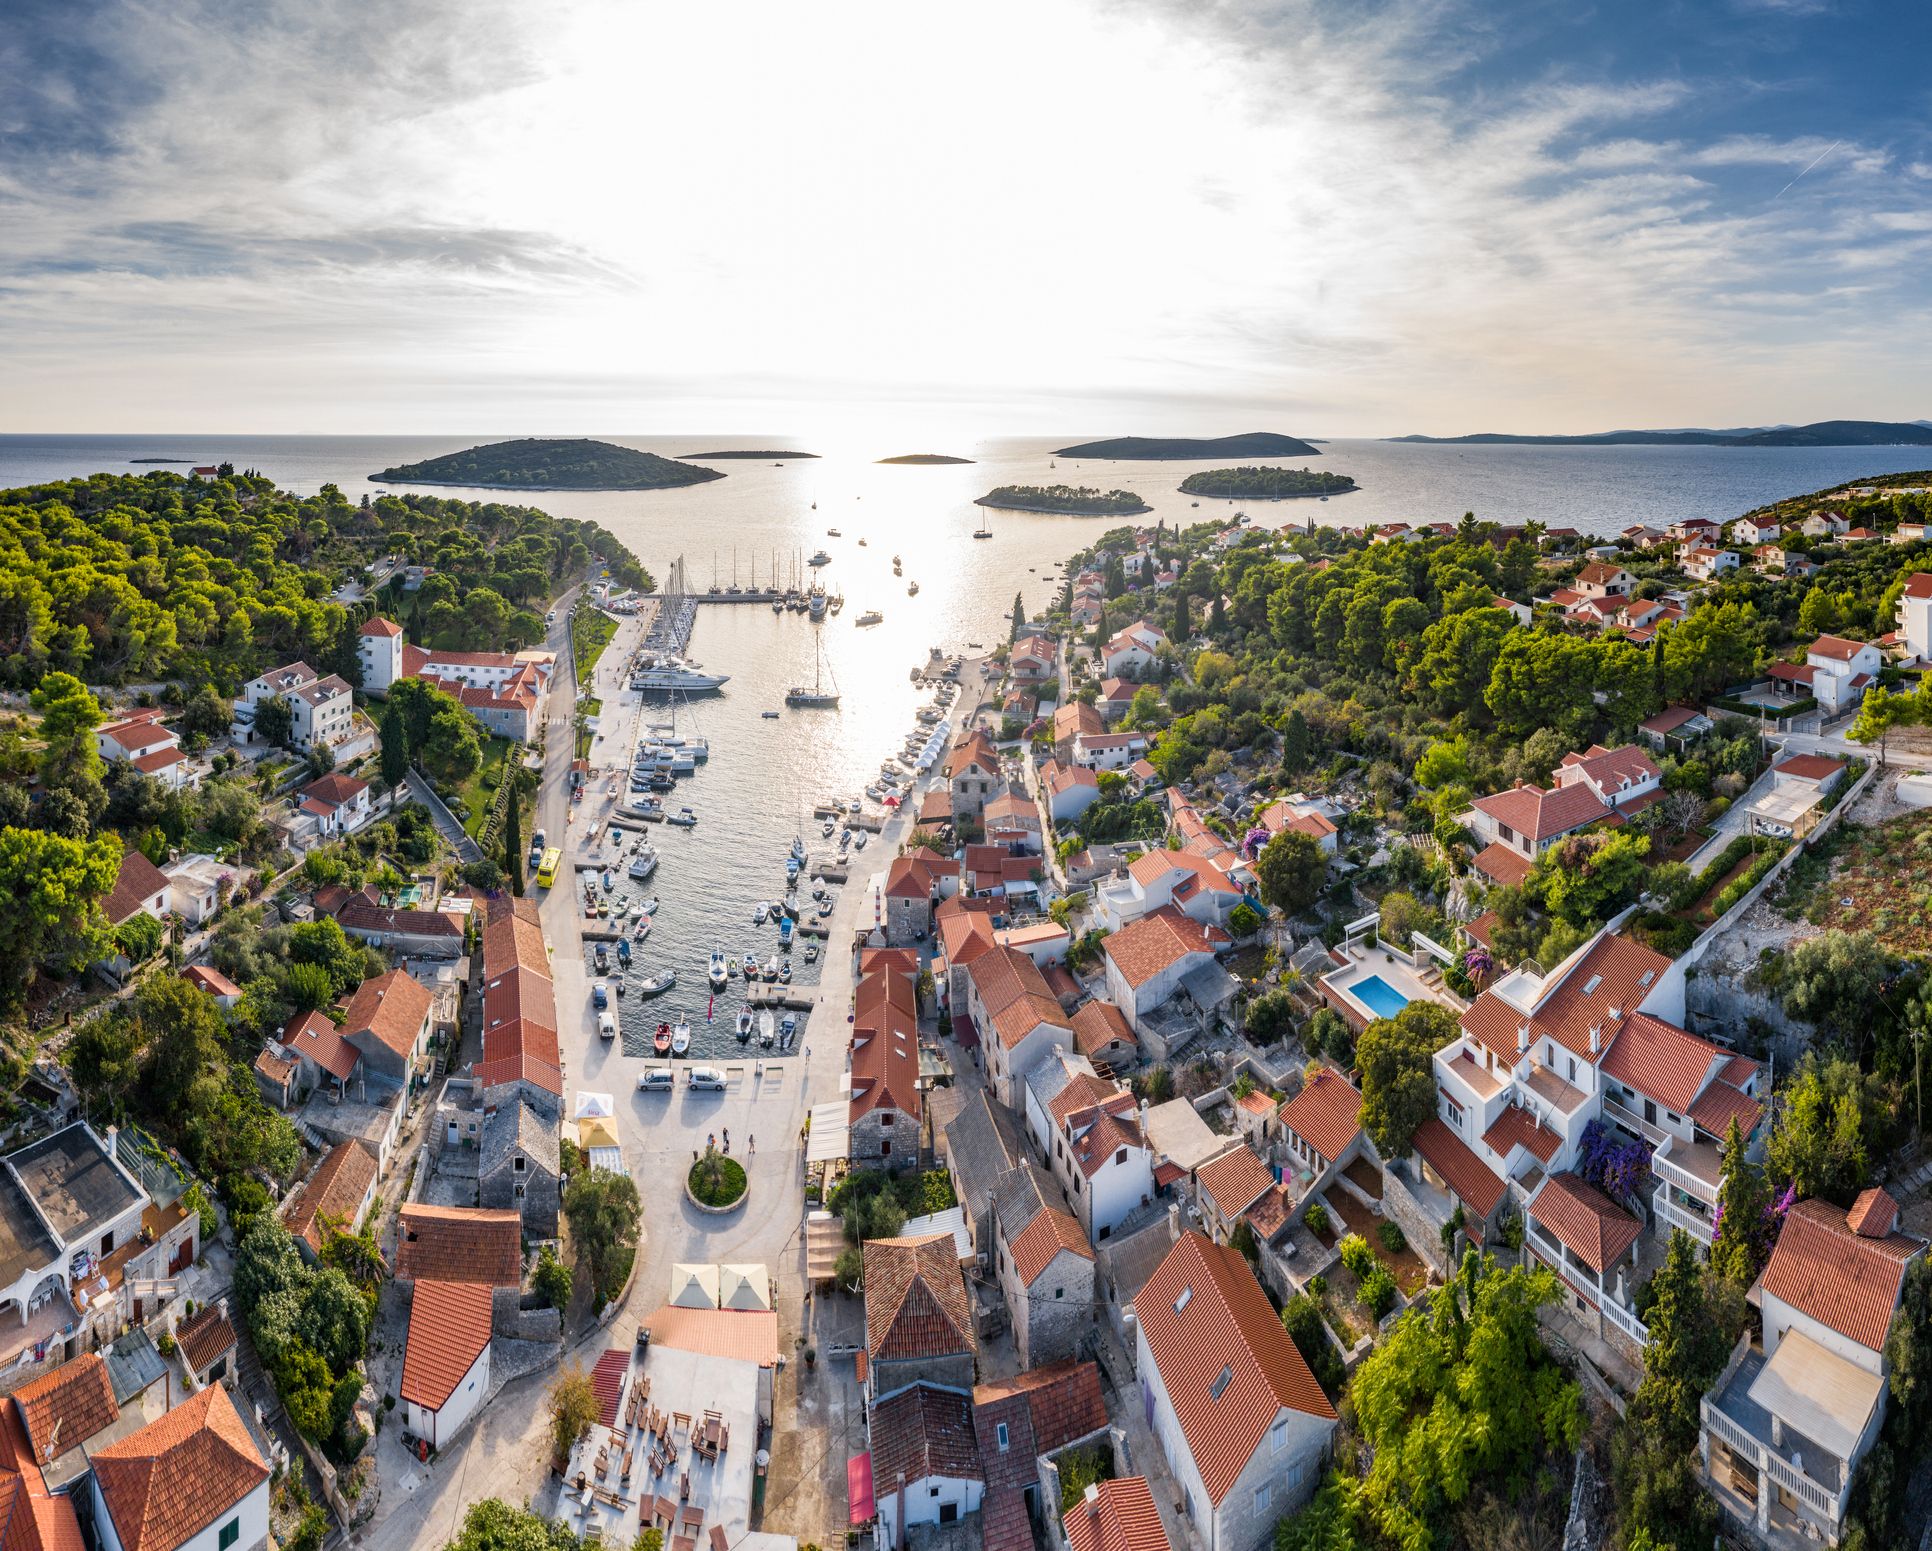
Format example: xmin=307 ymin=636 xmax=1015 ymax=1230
xmin=688 ymin=1146 xmax=748 ymax=1209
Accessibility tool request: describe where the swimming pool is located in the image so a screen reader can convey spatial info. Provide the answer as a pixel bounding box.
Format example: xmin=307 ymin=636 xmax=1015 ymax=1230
xmin=1346 ymin=973 xmax=1411 ymax=1021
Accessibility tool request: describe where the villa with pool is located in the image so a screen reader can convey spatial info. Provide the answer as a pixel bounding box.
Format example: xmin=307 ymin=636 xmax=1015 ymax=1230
xmin=1316 ymin=911 xmax=1470 ymax=1033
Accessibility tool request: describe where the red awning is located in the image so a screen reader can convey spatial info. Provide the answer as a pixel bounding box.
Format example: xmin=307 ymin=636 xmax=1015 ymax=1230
xmin=953 ymin=1011 xmax=980 ymax=1050
xmin=848 ymin=1452 xmax=876 ymax=1523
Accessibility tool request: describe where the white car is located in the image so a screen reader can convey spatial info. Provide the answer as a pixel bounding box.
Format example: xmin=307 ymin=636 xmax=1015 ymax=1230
xmin=597 ymin=1011 xmax=617 ymax=1038
xmin=687 ymin=1067 xmax=727 ymax=1091
xmin=637 ymin=1068 xmax=675 ymax=1092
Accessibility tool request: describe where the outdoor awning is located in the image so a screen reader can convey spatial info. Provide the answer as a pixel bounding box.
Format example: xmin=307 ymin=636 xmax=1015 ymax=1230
xmin=1748 ymin=1328 xmax=1883 ymax=1462
xmin=578 ymin=1116 xmax=621 ymax=1150
xmin=847 ymin=1453 xmax=875 ymax=1524
xmin=668 ymin=1263 xmax=720 ymax=1309
xmin=574 ymin=1091 xmax=616 ymax=1121
xmin=806 ymin=1101 xmax=850 ymax=1164
xmin=718 ymin=1263 xmax=773 ymax=1312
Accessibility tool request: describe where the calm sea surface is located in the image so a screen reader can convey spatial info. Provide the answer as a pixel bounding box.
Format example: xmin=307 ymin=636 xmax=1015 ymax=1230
xmin=6 ymin=433 xmax=1927 ymax=1056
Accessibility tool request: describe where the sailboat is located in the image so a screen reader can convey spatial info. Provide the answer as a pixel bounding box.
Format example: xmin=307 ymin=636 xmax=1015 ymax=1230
xmin=786 ymin=635 xmax=841 ymax=707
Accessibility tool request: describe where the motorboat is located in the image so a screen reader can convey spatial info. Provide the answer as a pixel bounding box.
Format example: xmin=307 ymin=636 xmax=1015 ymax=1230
xmin=779 ymin=1014 xmax=798 ymax=1049
xmin=811 ymin=885 xmax=826 ymax=901
xmin=640 ymin=895 xmax=661 ymax=914
xmin=639 ymin=968 xmax=677 ymax=997
xmin=808 ymin=589 xmax=828 ymax=621
xmin=763 ymin=955 xmax=779 ymax=981
xmin=666 ymin=808 xmax=697 ymax=827
xmin=753 ymin=902 xmax=768 ymax=925
xmin=854 ymin=833 xmax=867 ymax=850
xmin=671 ymin=1018 xmax=691 ymax=1056
xmin=827 ymin=527 xmax=841 ymax=537
xmin=891 ymin=553 xmax=901 ymax=566
xmin=595 ymin=898 xmax=609 ymax=918
xmin=709 ymin=947 xmax=730 ymax=989
xmin=634 ymin=915 xmax=652 ymax=940
xmin=617 ymin=937 xmax=633 ymax=965
xmin=777 ymin=959 xmax=793 ymax=985
xmin=758 ymin=1010 xmax=776 ymax=1048
xmin=817 ymin=898 xmax=834 ymax=918
xmin=736 ymin=1008 xmax=754 ymax=1041
xmin=601 ymin=868 xmax=616 ymax=892
xmin=778 ymin=916 xmax=794 ymax=947
xmin=742 ymin=951 xmax=759 ymax=978
xmin=804 ymin=944 xmax=819 ymax=963
xmin=762 ymin=710 xmax=781 ymax=718
xmin=855 ymin=610 xmax=883 ymax=626
xmin=907 ymin=581 xmax=919 ymax=596
xmin=628 ymin=849 xmax=659 ymax=881
xmin=858 ymin=537 xmax=867 ymax=546
xmin=613 ymin=978 xmax=627 ymax=997
xmin=594 ymin=944 xmax=609 ymax=973
xmin=821 ymin=820 xmax=835 ymax=837
xmin=779 ymin=899 xmax=800 ymax=921
xmin=808 ymin=549 xmax=831 ymax=566
xmin=790 ymin=835 xmax=806 ymax=861
xmin=631 ymin=656 xmax=730 ymax=692
xmin=653 ymin=1022 xmax=672 ymax=1055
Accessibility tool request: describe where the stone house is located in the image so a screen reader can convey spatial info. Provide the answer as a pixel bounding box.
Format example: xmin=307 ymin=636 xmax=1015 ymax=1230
xmin=992 ymin=1164 xmax=1095 ymax=1368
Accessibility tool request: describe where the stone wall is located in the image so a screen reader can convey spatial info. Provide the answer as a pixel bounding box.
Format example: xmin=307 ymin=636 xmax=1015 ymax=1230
xmin=1013 ymin=1254 xmax=1093 ymax=1369
xmin=1380 ymin=1161 xmax=1455 ymax=1278
xmin=491 ymin=1286 xmax=561 ymax=1343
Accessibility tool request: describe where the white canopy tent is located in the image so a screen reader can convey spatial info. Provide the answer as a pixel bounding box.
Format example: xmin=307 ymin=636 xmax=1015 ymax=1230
xmin=806 ymin=1101 xmax=851 ymax=1164
xmin=668 ymin=1263 xmax=720 ymax=1309
xmin=718 ymin=1263 xmax=773 ymax=1312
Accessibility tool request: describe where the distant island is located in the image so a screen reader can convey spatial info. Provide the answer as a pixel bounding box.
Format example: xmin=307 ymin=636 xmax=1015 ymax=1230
xmin=130 ymin=457 xmax=195 ymax=465
xmin=1180 ymin=466 xmax=1356 ymax=499
xmin=878 ymin=453 xmax=974 ymax=465
xmin=975 ymin=485 xmax=1152 ymax=516
xmin=372 ymin=437 xmax=723 ymax=490
xmin=1388 ymin=419 xmax=1932 ymax=448
xmin=1054 ymin=432 xmax=1320 ymax=460
xmin=679 ymin=450 xmax=819 ymax=460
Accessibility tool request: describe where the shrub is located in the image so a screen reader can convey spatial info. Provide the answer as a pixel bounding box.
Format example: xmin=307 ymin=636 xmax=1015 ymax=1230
xmin=1282 ymin=1294 xmax=1345 ymax=1397
xmin=687 ymin=1151 xmax=748 ymax=1207
xmin=1338 ymin=1233 xmax=1374 ymax=1279
xmin=1377 ymin=1220 xmax=1407 ymax=1253
xmin=1229 ymin=902 xmax=1263 ymax=938
xmin=1306 ymin=1273 xmax=1327 ymax=1299
xmin=1359 ymin=1264 xmax=1398 ymax=1318
xmin=1303 ymin=1201 xmax=1330 ymax=1236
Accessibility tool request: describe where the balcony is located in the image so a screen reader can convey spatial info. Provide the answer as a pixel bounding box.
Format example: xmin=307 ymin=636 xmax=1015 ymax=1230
xmin=1601 ymin=1094 xmax=1671 ymax=1148
xmin=1653 ymin=1188 xmax=1714 ymax=1245
xmin=1653 ymin=1137 xmax=1722 ymax=1197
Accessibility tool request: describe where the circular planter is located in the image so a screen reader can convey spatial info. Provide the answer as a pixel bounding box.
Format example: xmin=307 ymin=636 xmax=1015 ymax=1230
xmin=685 ymin=1156 xmax=749 ymax=1215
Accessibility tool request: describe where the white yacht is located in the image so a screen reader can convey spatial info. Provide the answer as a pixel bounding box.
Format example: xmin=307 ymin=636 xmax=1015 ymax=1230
xmin=671 ymin=1017 xmax=691 ymax=1055
xmin=787 ymin=636 xmax=841 ymax=707
xmin=855 ymin=610 xmax=883 ymax=627
xmin=808 ymin=549 xmax=831 ymax=566
xmin=627 ymin=847 xmax=659 ymax=881
xmin=708 ymin=946 xmax=729 ymax=989
xmin=808 ymin=588 xmax=828 ymax=621
xmin=632 ymin=656 xmax=729 ymax=692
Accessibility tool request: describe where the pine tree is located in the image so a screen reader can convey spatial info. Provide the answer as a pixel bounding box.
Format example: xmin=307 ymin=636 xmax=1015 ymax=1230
xmin=380 ymin=702 xmax=409 ymax=787
xmin=1010 ymin=592 xmax=1025 ymax=641
xmin=1209 ymin=593 xmax=1227 ymax=635
xmin=503 ymin=787 xmax=524 ymax=896
xmin=1708 ymin=1115 xmax=1773 ymax=1289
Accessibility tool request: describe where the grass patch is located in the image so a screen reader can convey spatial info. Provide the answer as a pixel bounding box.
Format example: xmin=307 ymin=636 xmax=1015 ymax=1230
xmin=573 ymin=609 xmax=619 ymax=683
xmin=688 ymin=1150 xmax=748 ymax=1208
xmin=453 ymin=736 xmax=514 ymax=839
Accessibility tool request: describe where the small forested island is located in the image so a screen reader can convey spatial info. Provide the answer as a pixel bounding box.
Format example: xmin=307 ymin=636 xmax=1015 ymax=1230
xmin=130 ymin=457 xmax=195 ymax=464
xmin=877 ymin=453 xmax=974 ymax=465
xmin=372 ymin=437 xmax=722 ymax=490
xmin=1054 ymin=431 xmax=1320 ymax=459
xmin=1389 ymin=419 xmax=1932 ymax=448
xmin=1180 ymin=465 xmax=1356 ymax=499
xmin=678 ymin=450 xmax=819 ymax=460
xmin=975 ymin=484 xmax=1152 ymax=516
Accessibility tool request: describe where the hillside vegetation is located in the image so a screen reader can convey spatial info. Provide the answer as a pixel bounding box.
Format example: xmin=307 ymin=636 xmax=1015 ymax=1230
xmin=975 ymin=485 xmax=1151 ymax=515
xmin=374 ymin=437 xmax=722 ymax=490
xmin=1179 ymin=466 xmax=1356 ymax=499
xmin=1054 ymin=431 xmax=1320 ymax=459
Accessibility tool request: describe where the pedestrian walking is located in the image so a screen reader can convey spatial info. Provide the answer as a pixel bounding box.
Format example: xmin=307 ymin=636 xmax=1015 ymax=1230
xmin=749 ymin=1134 xmax=755 ymax=1156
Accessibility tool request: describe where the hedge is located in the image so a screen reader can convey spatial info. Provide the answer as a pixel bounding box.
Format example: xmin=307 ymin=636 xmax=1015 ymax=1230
xmin=1705 ymin=842 xmax=1791 ymax=920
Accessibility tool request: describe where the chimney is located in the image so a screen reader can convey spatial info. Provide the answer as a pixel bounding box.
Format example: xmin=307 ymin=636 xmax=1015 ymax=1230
xmin=1085 ymin=1483 xmax=1101 ymax=1519
xmin=1609 ymin=1006 xmax=1622 ymax=1023
xmin=1588 ymin=1024 xmax=1601 ymax=1054
xmin=1516 ymin=1024 xmax=1529 ymax=1055
xmin=1167 ymin=1203 xmax=1181 ymax=1243
xmin=104 ymin=1125 xmax=118 ymax=1161
xmin=896 ymin=1472 xmax=908 ymax=1551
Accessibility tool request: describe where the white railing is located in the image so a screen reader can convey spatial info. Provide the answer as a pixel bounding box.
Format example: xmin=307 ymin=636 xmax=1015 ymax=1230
xmin=1701 ymin=1397 xmax=1843 ymax=1523
xmin=1602 ymin=1095 xmax=1672 ymax=1149
xmin=1411 ymin=929 xmax=1457 ymax=967
xmin=1599 ymin=1290 xmax=1649 ymax=1344
xmin=1654 ymin=1190 xmax=1714 ymax=1244
xmin=1651 ymin=1145 xmax=1718 ymax=1201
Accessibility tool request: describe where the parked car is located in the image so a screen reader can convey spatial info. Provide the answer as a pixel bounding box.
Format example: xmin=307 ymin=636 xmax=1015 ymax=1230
xmin=591 ymin=981 xmax=609 ymax=1010
xmin=687 ymin=1067 xmax=726 ymax=1091
xmin=638 ymin=1067 xmax=675 ymax=1092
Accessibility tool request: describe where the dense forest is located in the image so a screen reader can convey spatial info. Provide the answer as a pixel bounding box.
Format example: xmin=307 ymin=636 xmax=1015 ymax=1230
xmin=0 ymin=470 xmax=647 ymax=690
xmin=1053 ymin=431 xmax=1321 ymax=459
xmin=1179 ymin=465 xmax=1357 ymax=499
xmin=975 ymin=484 xmax=1151 ymax=515
xmin=373 ymin=437 xmax=722 ymax=490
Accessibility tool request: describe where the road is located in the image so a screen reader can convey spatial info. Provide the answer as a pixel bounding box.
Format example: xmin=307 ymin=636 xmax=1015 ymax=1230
xmin=363 ymin=589 xmax=933 ymax=1550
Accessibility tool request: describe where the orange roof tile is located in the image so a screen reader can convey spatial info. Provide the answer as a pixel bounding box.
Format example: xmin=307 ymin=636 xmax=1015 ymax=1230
xmin=1528 ymin=1173 xmax=1642 ymax=1274
xmin=1131 ymin=1234 xmax=1334 ymax=1507
xmin=395 ymin=1205 xmax=522 ymax=1287
xmin=635 ymin=1306 xmax=780 ymax=1366
xmin=1598 ymin=1011 xmax=1721 ymax=1114
xmin=1411 ymin=1118 xmax=1506 ymax=1216
xmin=1469 ymin=841 xmax=1533 ymax=887
xmin=863 ymin=1234 xmax=975 ymax=1363
xmin=338 ymin=969 xmax=431 ymax=1060
xmin=1761 ymin=1198 xmax=1919 ymax=1350
xmin=13 ymin=1354 xmax=117 ymax=1465
xmin=1275 ymin=1067 xmax=1361 ymax=1164
xmin=283 ymin=1142 xmax=376 ymax=1255
xmin=90 ymin=1387 xmax=267 ymax=1551
xmin=1103 ymin=907 xmax=1228 ymax=991
xmin=1009 ymin=1204 xmax=1095 ymax=1286
xmin=173 ymin=1305 xmax=237 ymax=1379
xmin=400 ymin=1280 xmax=493 ymax=1410
xmin=1065 ymin=1477 xmax=1171 ymax=1551
xmin=1069 ymin=1000 xmax=1136 ymax=1060
xmin=105 ymin=850 xmax=171 ymax=927
xmin=180 ymin=966 xmax=241 ymax=999
xmin=1687 ymin=1081 xmax=1762 ymax=1139
xmin=1195 ymin=1146 xmax=1274 ymax=1220
xmin=1481 ymin=1104 xmax=1561 ymax=1165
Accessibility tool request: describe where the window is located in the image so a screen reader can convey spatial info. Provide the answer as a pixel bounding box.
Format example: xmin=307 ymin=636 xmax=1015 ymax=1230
xmin=1567 ymin=1057 xmax=1577 ymax=1083
xmin=1055 ymin=1286 xmax=1065 ymax=1299
xmin=880 ymin=1140 xmax=890 ymax=1156
xmin=995 ymin=1423 xmax=1009 ymax=1452
xmin=880 ymin=1113 xmax=894 ymax=1127
xmin=219 ymin=1522 xmax=240 ymax=1551
xmin=1285 ymin=1461 xmax=1303 ymax=1491
xmin=1114 ymin=1148 xmax=1127 ymax=1166
xmin=514 ymin=1156 xmax=525 ymax=1172
xmin=1271 ymin=1418 xmax=1289 ymax=1454
xmin=1253 ymin=1482 xmax=1272 ymax=1516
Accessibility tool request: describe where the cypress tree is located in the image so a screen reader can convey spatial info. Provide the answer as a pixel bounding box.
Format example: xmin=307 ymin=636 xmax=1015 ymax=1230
xmin=380 ymin=702 xmax=409 ymax=787
xmin=503 ymin=787 xmax=524 ymax=896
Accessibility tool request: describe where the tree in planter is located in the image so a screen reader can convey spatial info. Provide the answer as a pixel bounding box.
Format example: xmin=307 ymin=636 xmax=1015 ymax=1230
xmin=1303 ymin=1201 xmax=1330 ymax=1236
xmin=534 ymin=1245 xmax=574 ymax=1312
xmin=546 ymin=1364 xmax=599 ymax=1463
xmin=563 ymin=1168 xmax=642 ymax=1305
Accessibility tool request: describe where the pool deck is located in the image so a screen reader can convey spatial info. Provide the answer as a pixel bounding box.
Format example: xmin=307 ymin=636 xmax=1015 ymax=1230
xmin=1320 ymin=944 xmax=1468 ymax=1029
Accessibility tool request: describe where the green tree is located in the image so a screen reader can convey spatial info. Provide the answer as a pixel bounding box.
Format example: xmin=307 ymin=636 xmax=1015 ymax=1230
xmin=1010 ymin=592 xmax=1025 ymax=641
xmin=424 ymin=707 xmax=483 ymax=786
xmin=380 ymin=702 xmax=410 ymax=786
xmin=563 ymin=1168 xmax=642 ymax=1305
xmin=289 ymin=918 xmax=369 ymax=999
xmin=546 ymin=1364 xmax=601 ymax=1464
xmin=1254 ymin=829 xmax=1327 ymax=916
xmin=534 ymin=1245 xmax=574 ymax=1311
xmin=253 ymin=694 xmax=295 ymax=749
xmin=1708 ymin=1116 xmax=1772 ymax=1290
xmin=1280 ymin=708 xmax=1312 ymax=772
xmin=450 ymin=1499 xmax=588 ymax=1551
xmin=181 ymin=683 xmax=234 ymax=739
xmin=503 ymin=788 xmax=525 ymax=896
xmin=1767 ymin=1051 xmax=1895 ymax=1206
xmin=298 ymin=1265 xmax=372 ymax=1374
xmin=66 ymin=1014 xmax=144 ymax=1118
xmin=135 ymin=973 xmax=226 ymax=1109
xmin=1883 ymin=1257 xmax=1932 ymax=1440
xmin=284 ymin=962 xmax=333 ymax=1012
xmin=1357 ymin=1002 xmax=1458 ymax=1158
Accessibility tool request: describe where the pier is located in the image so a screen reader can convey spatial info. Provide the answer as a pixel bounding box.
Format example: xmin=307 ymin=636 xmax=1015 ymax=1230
xmin=643 ymin=556 xmax=698 ymax=655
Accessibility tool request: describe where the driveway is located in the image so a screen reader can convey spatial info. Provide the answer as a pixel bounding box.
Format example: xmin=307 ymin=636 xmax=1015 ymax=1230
xmin=1683 ymin=765 xmax=1780 ymax=873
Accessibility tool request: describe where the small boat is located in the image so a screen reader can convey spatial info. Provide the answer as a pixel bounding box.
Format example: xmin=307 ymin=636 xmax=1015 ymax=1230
xmin=628 ymin=849 xmax=658 ymax=880
xmin=758 ymin=1010 xmax=776 ymax=1048
xmin=858 ymin=537 xmax=867 ymax=546
xmin=617 ymin=938 xmax=633 ymax=965
xmin=804 ymin=944 xmax=819 ymax=963
xmin=666 ymin=808 xmax=697 ymax=827
xmin=778 ymin=916 xmax=795 ymax=947
xmin=827 ymin=527 xmax=842 ymax=537
xmin=653 ymin=1022 xmax=672 ymax=1055
xmin=601 ymin=868 xmax=616 ymax=892
xmin=639 ymin=968 xmax=678 ymax=997
xmin=811 ymin=885 xmax=826 ymax=901
xmin=763 ymin=955 xmax=779 ymax=981
xmin=855 ymin=833 xmax=867 ymax=850
xmin=736 ymin=1008 xmax=754 ymax=1042
xmin=584 ymin=899 xmax=597 ymax=918
xmin=596 ymin=898 xmax=610 ymax=918
xmin=634 ymin=916 xmax=651 ymax=940
xmin=753 ymin=902 xmax=769 ymax=925
xmin=891 ymin=553 xmax=901 ymax=566
xmin=817 ymin=898 xmax=834 ymax=918
xmin=777 ymin=959 xmax=792 ymax=984
xmin=640 ymin=896 xmax=661 ymax=914
xmin=762 ymin=710 xmax=781 ymax=718
xmin=780 ymin=1014 xmax=798 ymax=1049
xmin=780 ymin=899 xmax=800 ymax=921
xmin=613 ymin=978 xmax=626 ymax=997
xmin=907 ymin=581 xmax=919 ymax=596
xmin=742 ymin=952 xmax=759 ymax=978
xmin=808 ymin=549 xmax=831 ymax=566
xmin=790 ymin=836 xmax=806 ymax=860
xmin=821 ymin=820 xmax=835 ymax=837
xmin=709 ymin=946 xmax=729 ymax=989
xmin=594 ymin=944 xmax=609 ymax=973
xmin=855 ymin=610 xmax=883 ymax=626
xmin=671 ymin=1018 xmax=691 ymax=1055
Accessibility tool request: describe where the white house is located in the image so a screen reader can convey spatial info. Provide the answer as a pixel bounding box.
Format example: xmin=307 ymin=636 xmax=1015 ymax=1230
xmin=231 ymin=660 xmax=356 ymax=756
xmin=96 ymin=713 xmax=195 ymax=789
xmin=1070 ymin=730 xmax=1149 ymax=771
xmin=1133 ymin=1233 xmax=1337 ymax=1551
xmin=1552 ymin=744 xmax=1661 ymax=811
xmin=1101 ymin=620 xmax=1168 ymax=677
xmin=1802 ymin=510 xmax=1849 ymax=538
xmin=297 ymin=772 xmax=373 ymax=835
xmin=1681 ymin=547 xmax=1740 ymax=582
xmin=164 ymin=854 xmax=241 ymax=925
xmin=1095 ymin=849 xmax=1247 ymax=933
xmin=90 ymin=1385 xmax=270 ymax=1551
xmin=1464 ymin=780 xmax=1610 ymax=864
xmin=1042 ymin=760 xmax=1102 ymax=824
xmin=359 ymin=617 xmax=555 ymax=741
xmin=1733 ymin=517 xmax=1781 ymax=546
xmin=401 ymin=1278 xmax=494 ymax=1450
xmin=870 ymin=1385 xmax=985 ymax=1545
xmin=1101 ymin=906 xmax=1231 ymax=1036
xmin=966 ymin=946 xmax=1075 ymax=1108
xmin=1896 ymin=573 xmax=1932 ymax=664
xmin=1255 ymin=797 xmax=1339 ymax=856
xmin=1804 ymin=634 xmax=1881 ymax=714
xmin=1573 ymin=561 xmax=1631 ymax=599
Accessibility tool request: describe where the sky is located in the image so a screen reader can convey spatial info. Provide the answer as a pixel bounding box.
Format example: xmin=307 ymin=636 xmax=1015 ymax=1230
xmin=2 ymin=0 xmax=1930 ymax=437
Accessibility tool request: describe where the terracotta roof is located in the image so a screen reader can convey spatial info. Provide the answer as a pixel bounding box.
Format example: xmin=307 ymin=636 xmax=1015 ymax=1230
xmin=394 ymin=1205 xmax=523 ymax=1286
xmin=1463 ymin=933 xmax=1671 ymax=1068
xmin=1274 ymin=1067 xmax=1361 ymax=1164
xmin=968 ymin=947 xmax=1072 ymax=1050
xmin=360 ymin=616 xmax=403 ymax=637
xmin=884 ymin=854 xmax=938 ymax=900
xmin=850 ymin=960 xmax=920 ymax=1125
xmin=1761 ymin=1198 xmax=1921 ymax=1350
xmin=945 ymin=731 xmax=1001 ymax=780
xmin=1557 ymin=743 xmax=1659 ymax=795
xmin=1470 ymin=782 xmax=1608 ymax=843
xmin=1411 ymin=1118 xmax=1506 ymax=1216
xmin=1069 ymin=1000 xmax=1136 ymax=1060
xmin=252 ymin=1048 xmax=296 ymax=1087
xmin=299 ymin=773 xmax=368 ymax=806
xmin=283 ymin=1141 xmax=377 ymax=1255
xmin=1462 ymin=911 xmax=1499 ymax=949
xmin=13 ymin=1354 xmax=118 ymax=1464
xmin=1065 ymin=1477 xmax=1172 ymax=1551
xmin=1482 ymin=1104 xmax=1561 ymax=1165
xmin=1598 ymin=1011 xmax=1721 ymax=1114
xmin=130 ymin=749 xmax=186 ymax=776
xmin=1054 ymin=702 xmax=1106 ymax=741
xmin=1848 ymin=1187 xmax=1900 ymax=1239
xmin=0 ymin=1443 xmax=86 ymax=1551
xmin=1766 ymin=661 xmax=1815 ymax=684
xmin=173 ymin=1305 xmax=237 ymax=1378
xmin=1195 ymin=1146 xmax=1274 ymax=1220
xmin=102 ymin=722 xmax=177 ymax=754
xmin=1126 ymin=849 xmax=1242 ymax=897
xmin=105 ymin=850 xmax=171 ymax=927
xmin=1103 ymin=906 xmax=1229 ymax=991
xmin=283 ymin=1009 xmax=357 ymax=1082
xmin=90 ymin=1386 xmax=268 ymax=1551
xmin=180 ymin=966 xmax=241 ymax=998
xmin=1774 ymin=754 xmax=1846 ymax=782
xmin=863 ymin=1234 xmax=975 ymax=1363
xmin=1470 ymin=842 xmax=1532 ymax=888
xmin=1131 ymin=1233 xmax=1334 ymax=1507
xmin=1528 ymin=1173 xmax=1642 ymax=1274
xmin=400 ymin=1280 xmax=493 ymax=1410
xmin=1576 ymin=562 xmax=1628 ymax=586
xmin=481 ymin=901 xmax=550 ymax=979
xmin=634 ymin=1306 xmax=780 ymax=1366
xmin=1903 ymin=572 xmax=1932 ymax=599
xmin=338 ymin=969 xmax=432 ymax=1060
xmin=1810 ymin=633 xmax=1869 ymax=661
xmin=335 ymin=896 xmax=462 ymax=942
xmin=870 ymin=1385 xmax=982 ymax=1490
xmin=998 ymin=1167 xmax=1094 ymax=1286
